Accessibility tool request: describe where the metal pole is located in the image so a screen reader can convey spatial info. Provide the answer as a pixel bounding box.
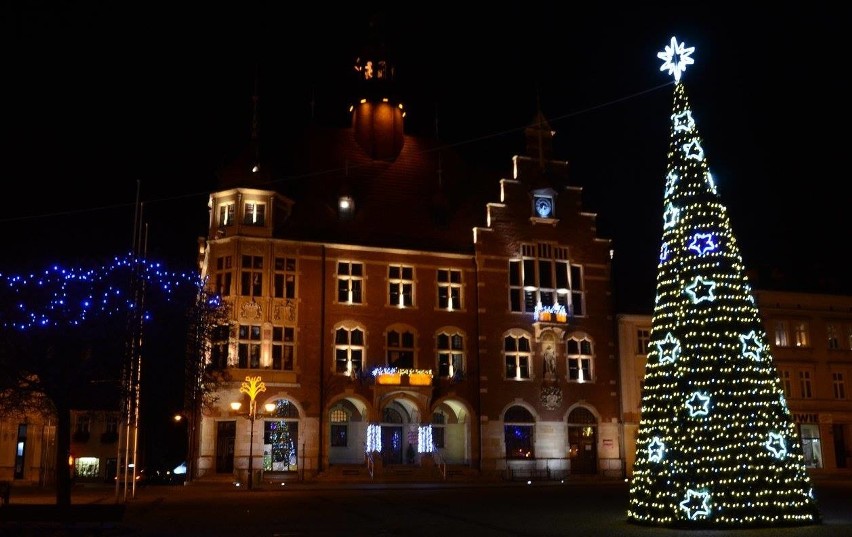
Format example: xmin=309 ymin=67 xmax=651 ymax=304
xmin=248 ymin=410 xmax=254 ymax=490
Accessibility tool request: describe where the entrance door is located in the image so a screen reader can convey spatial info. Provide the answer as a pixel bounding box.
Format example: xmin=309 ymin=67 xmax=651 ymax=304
xmin=216 ymin=421 xmax=236 ymax=474
xmin=567 ymin=407 xmax=597 ymax=475
xmin=381 ymin=426 xmax=403 ymax=465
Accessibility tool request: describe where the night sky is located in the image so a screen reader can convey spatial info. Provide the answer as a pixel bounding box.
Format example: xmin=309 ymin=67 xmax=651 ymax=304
xmin=3 ymin=4 xmax=849 ymax=466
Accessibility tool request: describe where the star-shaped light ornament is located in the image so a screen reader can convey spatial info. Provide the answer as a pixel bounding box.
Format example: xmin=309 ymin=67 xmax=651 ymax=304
xmin=679 ymin=489 xmax=712 ymax=520
xmin=740 ymin=330 xmax=763 ymax=361
xmin=658 ymin=36 xmax=695 ymax=82
xmin=682 ymin=139 xmax=704 ymax=161
xmin=705 ymin=170 xmax=718 ymax=195
xmin=686 ymin=391 xmax=711 ymax=417
xmin=664 ymin=171 xmax=678 ymax=198
xmin=688 ymin=233 xmax=718 ymax=256
xmin=673 ymin=110 xmax=695 ymax=133
xmin=765 ymin=432 xmax=788 ymax=459
xmin=684 ymin=276 xmax=716 ymax=303
xmin=656 ymin=332 xmax=682 ymax=365
xmin=663 ymin=203 xmax=680 ymax=229
xmin=648 ymin=436 xmax=666 ymax=463
xmin=659 ymin=242 xmax=670 ymax=262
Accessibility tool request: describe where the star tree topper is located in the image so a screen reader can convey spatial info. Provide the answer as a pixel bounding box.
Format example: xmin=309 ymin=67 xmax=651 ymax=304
xmin=658 ymin=36 xmax=695 ymax=82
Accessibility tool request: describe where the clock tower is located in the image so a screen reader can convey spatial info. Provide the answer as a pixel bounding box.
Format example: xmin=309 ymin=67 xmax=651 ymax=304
xmin=351 ymin=15 xmax=404 ymax=161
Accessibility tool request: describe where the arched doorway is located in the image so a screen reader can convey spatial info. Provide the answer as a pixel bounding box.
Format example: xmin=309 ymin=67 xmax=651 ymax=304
xmin=567 ymin=407 xmax=597 ymax=474
xmin=263 ymin=399 xmax=300 ymax=472
xmin=327 ymin=398 xmax=367 ymax=465
xmin=380 ymin=402 xmax=408 ymax=465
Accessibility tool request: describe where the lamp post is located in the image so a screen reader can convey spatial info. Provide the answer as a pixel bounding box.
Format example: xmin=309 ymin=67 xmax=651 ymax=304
xmin=231 ymin=375 xmax=275 ymax=490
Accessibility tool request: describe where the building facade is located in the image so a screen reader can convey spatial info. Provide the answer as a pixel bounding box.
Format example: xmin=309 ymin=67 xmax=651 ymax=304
xmin=192 ymin=41 xmax=622 ymax=484
xmin=619 ymin=290 xmax=852 ymax=477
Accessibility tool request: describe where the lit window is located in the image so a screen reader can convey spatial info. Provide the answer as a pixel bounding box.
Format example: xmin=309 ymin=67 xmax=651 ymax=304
xmin=218 ymin=203 xmax=235 ymax=227
xmin=388 ymin=265 xmax=414 ymax=307
xmin=774 ymin=320 xmax=790 ymax=347
xmin=437 ymin=331 xmax=464 ymax=379
xmin=210 ymin=324 xmax=231 ymax=369
xmin=437 ymin=269 xmax=462 ymax=310
xmin=243 ymin=201 xmax=266 ymax=225
xmin=337 ymin=261 xmax=363 ymax=304
xmin=334 ymin=326 xmax=364 ymax=376
xmin=504 ymin=332 xmax=531 ymax=380
xmin=566 ymin=335 xmax=594 ymax=383
xmin=508 ymin=243 xmax=583 ymax=316
xmin=214 ymin=256 xmax=233 ymax=296
xmin=793 ymin=322 xmax=810 ymax=347
xmin=237 ymin=324 xmax=262 ymax=369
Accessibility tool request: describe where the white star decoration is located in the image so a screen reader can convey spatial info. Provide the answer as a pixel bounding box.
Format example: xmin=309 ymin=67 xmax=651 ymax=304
xmin=659 ymin=242 xmax=670 ymax=262
xmin=664 ymin=171 xmax=678 ymax=197
xmin=765 ymin=432 xmax=787 ymax=459
xmin=686 ymin=391 xmax=711 ymax=417
xmin=673 ymin=110 xmax=695 ymax=132
xmin=656 ymin=332 xmax=681 ymax=365
xmin=648 ymin=436 xmax=666 ymax=463
xmin=680 ymin=489 xmax=712 ymax=520
xmin=682 ymin=139 xmax=704 ymax=160
xmin=663 ymin=203 xmax=680 ymax=229
xmin=740 ymin=330 xmax=763 ymax=361
xmin=688 ymin=233 xmax=718 ymax=256
xmin=684 ymin=276 xmax=716 ymax=303
xmin=658 ymin=36 xmax=695 ymax=82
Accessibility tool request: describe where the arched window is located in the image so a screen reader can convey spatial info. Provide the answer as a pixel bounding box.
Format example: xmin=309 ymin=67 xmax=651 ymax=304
xmin=504 ymin=405 xmax=535 ymax=459
xmin=566 ymin=334 xmax=594 ymax=382
xmin=437 ymin=330 xmax=464 ymax=379
xmin=334 ymin=325 xmax=364 ymax=375
xmin=504 ymin=331 xmax=532 ymax=380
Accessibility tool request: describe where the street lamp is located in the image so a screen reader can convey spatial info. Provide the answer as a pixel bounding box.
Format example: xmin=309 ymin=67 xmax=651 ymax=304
xmin=230 ymin=375 xmax=275 ymax=490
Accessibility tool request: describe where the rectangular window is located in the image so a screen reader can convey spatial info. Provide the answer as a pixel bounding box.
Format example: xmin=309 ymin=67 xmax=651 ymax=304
xmin=799 ymin=370 xmax=812 ymax=399
xmin=504 ymin=335 xmax=531 ymax=380
xmin=215 ymin=255 xmax=233 ymax=296
xmin=76 ymin=415 xmax=90 ymax=434
xmin=273 ymin=257 xmax=297 ymax=299
xmin=636 ymin=329 xmax=651 ymax=355
xmin=243 ymin=201 xmax=266 ymax=225
xmin=388 ymin=265 xmax=414 ymax=307
xmin=240 ymin=255 xmax=263 ymax=297
xmin=218 ymin=203 xmax=235 ymax=227
xmin=437 ymin=333 xmax=464 ymax=378
xmin=271 ymin=326 xmax=295 ymax=371
xmin=508 ymin=244 xmax=580 ymax=316
xmin=210 ymin=324 xmax=231 ymax=369
xmin=387 ymin=329 xmax=415 ymax=368
xmin=780 ymin=369 xmax=792 ymax=398
xmin=437 ymin=269 xmax=462 ymax=310
xmin=774 ymin=321 xmax=790 ymax=347
xmin=799 ymin=424 xmax=822 ymax=468
xmin=238 ymin=324 xmax=262 ymax=369
xmin=337 ymin=261 xmax=364 ymax=304
xmin=833 ymin=372 xmax=846 ymax=399
xmin=827 ymin=323 xmax=840 ymax=350
xmin=793 ymin=322 xmax=810 ymax=347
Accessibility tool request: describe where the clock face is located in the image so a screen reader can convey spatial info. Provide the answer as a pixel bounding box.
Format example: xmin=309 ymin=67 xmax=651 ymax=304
xmin=535 ymin=197 xmax=553 ymax=218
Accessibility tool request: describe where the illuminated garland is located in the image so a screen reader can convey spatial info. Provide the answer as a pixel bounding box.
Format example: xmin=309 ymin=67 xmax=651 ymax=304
xmin=627 ymin=37 xmax=820 ymax=528
xmin=0 ymin=253 xmax=202 ymax=331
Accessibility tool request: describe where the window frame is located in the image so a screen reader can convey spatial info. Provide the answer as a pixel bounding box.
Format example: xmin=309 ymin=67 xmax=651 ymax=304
xmin=334 ymin=325 xmax=364 ymax=376
xmin=566 ymin=335 xmax=594 ymax=383
xmin=503 ymin=331 xmax=532 ymax=380
xmin=337 ymin=261 xmax=364 ymax=305
xmin=437 ymin=268 xmax=463 ymax=311
xmin=388 ymin=265 xmax=415 ymax=308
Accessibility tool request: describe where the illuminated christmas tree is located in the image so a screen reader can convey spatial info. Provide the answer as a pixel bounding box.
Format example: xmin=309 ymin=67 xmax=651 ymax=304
xmin=627 ymin=37 xmax=821 ymax=528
